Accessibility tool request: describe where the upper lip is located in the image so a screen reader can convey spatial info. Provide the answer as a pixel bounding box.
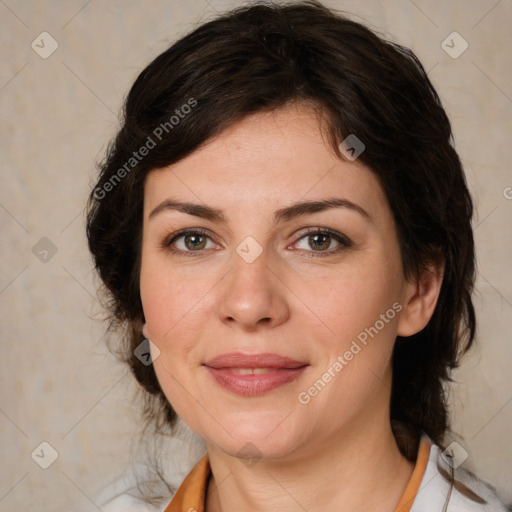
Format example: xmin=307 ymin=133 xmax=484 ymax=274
xmin=204 ymin=352 xmax=308 ymax=369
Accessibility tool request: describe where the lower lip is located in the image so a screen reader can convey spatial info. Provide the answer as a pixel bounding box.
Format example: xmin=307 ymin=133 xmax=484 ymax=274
xmin=204 ymin=366 xmax=308 ymax=396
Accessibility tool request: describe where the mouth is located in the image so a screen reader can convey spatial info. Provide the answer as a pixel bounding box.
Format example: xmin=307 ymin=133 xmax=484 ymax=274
xmin=203 ymin=352 xmax=309 ymax=396
xmin=204 ymin=352 xmax=307 ymax=369
xmin=223 ymin=367 xmax=281 ymax=375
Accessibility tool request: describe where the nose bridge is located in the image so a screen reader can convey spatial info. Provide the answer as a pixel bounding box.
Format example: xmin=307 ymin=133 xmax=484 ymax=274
xmin=219 ymin=242 xmax=288 ymax=328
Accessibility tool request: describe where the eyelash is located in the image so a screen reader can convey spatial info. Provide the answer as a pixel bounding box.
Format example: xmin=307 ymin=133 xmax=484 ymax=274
xmin=163 ymin=228 xmax=352 ymax=258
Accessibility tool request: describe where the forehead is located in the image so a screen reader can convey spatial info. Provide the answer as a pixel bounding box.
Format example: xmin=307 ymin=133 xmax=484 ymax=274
xmin=143 ymin=104 xmax=389 ymax=223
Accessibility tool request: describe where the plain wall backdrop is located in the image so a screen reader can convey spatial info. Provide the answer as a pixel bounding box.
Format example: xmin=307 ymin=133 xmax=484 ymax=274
xmin=1 ymin=0 xmax=511 ymax=510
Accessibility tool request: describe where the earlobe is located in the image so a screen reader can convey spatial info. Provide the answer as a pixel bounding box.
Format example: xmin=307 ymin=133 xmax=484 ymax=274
xmin=397 ymin=262 xmax=444 ymax=337
xmin=142 ymin=322 xmax=149 ymax=339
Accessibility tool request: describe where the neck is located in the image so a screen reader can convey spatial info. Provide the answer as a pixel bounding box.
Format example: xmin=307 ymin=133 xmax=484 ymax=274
xmin=204 ymin=414 xmax=415 ymax=512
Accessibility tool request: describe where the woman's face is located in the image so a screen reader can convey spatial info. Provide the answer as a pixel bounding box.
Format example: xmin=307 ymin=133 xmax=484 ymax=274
xmin=140 ymin=104 xmax=415 ymax=461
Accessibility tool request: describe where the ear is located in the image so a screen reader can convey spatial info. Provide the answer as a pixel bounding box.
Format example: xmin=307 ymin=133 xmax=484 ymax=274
xmin=142 ymin=322 xmax=149 ymax=339
xmin=397 ymin=261 xmax=444 ymax=337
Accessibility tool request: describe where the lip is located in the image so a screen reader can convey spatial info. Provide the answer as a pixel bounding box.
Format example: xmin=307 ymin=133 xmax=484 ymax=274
xmin=204 ymin=352 xmax=307 ymax=369
xmin=203 ymin=352 xmax=308 ymax=396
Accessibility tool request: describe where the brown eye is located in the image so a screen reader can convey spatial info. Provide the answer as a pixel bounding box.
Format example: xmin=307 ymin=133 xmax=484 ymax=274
xmin=183 ymin=234 xmax=207 ymax=250
xmin=166 ymin=229 xmax=219 ymax=255
xmin=293 ymin=228 xmax=352 ymax=256
xmin=308 ymin=233 xmax=332 ymax=251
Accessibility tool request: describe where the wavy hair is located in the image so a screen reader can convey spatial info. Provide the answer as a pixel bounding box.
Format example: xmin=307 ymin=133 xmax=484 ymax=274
xmin=86 ymin=0 xmax=476 ymax=457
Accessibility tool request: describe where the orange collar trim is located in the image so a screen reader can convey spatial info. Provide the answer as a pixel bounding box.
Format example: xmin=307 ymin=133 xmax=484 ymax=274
xmin=393 ymin=435 xmax=432 ymax=512
xmin=164 ymin=454 xmax=210 ymax=512
xmin=164 ymin=435 xmax=432 ymax=512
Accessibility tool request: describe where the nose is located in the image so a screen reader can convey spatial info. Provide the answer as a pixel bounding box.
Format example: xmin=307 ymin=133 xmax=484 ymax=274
xmin=218 ymin=247 xmax=290 ymax=331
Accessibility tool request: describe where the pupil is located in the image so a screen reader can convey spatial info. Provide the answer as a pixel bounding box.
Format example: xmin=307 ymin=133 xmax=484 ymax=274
xmin=186 ymin=235 xmax=205 ymax=250
xmin=309 ymin=234 xmax=330 ymax=250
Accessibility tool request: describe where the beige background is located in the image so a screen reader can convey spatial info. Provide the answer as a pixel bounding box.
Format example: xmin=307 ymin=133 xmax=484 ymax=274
xmin=1 ymin=0 xmax=511 ymax=510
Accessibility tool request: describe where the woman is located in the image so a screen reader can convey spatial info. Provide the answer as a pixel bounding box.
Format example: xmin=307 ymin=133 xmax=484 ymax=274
xmin=86 ymin=1 xmax=508 ymax=510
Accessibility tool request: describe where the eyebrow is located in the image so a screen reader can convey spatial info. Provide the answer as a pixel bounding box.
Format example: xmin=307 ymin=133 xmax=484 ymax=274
xmin=148 ymin=197 xmax=372 ymax=225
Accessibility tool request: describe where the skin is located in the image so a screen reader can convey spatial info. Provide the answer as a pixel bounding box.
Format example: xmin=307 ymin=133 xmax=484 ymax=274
xmin=140 ymin=103 xmax=443 ymax=512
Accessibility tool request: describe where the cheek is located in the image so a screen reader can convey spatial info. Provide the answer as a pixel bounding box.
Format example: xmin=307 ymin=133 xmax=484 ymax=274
xmin=140 ymin=268 xmax=207 ymax=413
xmin=296 ymin=270 xmax=401 ymax=418
xmin=139 ymin=257 xmax=218 ymax=409
xmin=290 ymin=258 xmax=404 ymax=412
xmin=140 ymin=254 xmax=208 ymax=340
xmin=290 ymin=255 xmax=402 ymax=344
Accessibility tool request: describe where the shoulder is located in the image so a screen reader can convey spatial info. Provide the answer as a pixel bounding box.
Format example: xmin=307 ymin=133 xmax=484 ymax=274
xmin=90 ymin=464 xmax=167 ymax=512
xmin=100 ymin=494 xmax=161 ymax=512
xmin=411 ymin=440 xmax=509 ymax=512
xmin=86 ymin=419 xmax=207 ymax=512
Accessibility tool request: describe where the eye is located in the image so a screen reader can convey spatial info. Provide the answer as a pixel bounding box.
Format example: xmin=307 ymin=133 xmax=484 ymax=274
xmin=163 ymin=228 xmax=351 ymax=257
xmin=292 ymin=229 xmax=352 ymax=256
xmin=165 ymin=229 xmax=220 ymax=255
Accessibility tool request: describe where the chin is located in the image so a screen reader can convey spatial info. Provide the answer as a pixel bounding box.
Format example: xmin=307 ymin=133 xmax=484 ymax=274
xmin=200 ymin=411 xmax=303 ymax=461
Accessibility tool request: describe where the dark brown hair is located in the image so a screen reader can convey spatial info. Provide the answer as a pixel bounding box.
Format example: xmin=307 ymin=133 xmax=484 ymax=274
xmin=86 ymin=0 xmax=475 ymax=452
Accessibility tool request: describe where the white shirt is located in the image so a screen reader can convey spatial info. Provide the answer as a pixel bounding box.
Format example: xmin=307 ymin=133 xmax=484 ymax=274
xmin=90 ymin=427 xmax=509 ymax=512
